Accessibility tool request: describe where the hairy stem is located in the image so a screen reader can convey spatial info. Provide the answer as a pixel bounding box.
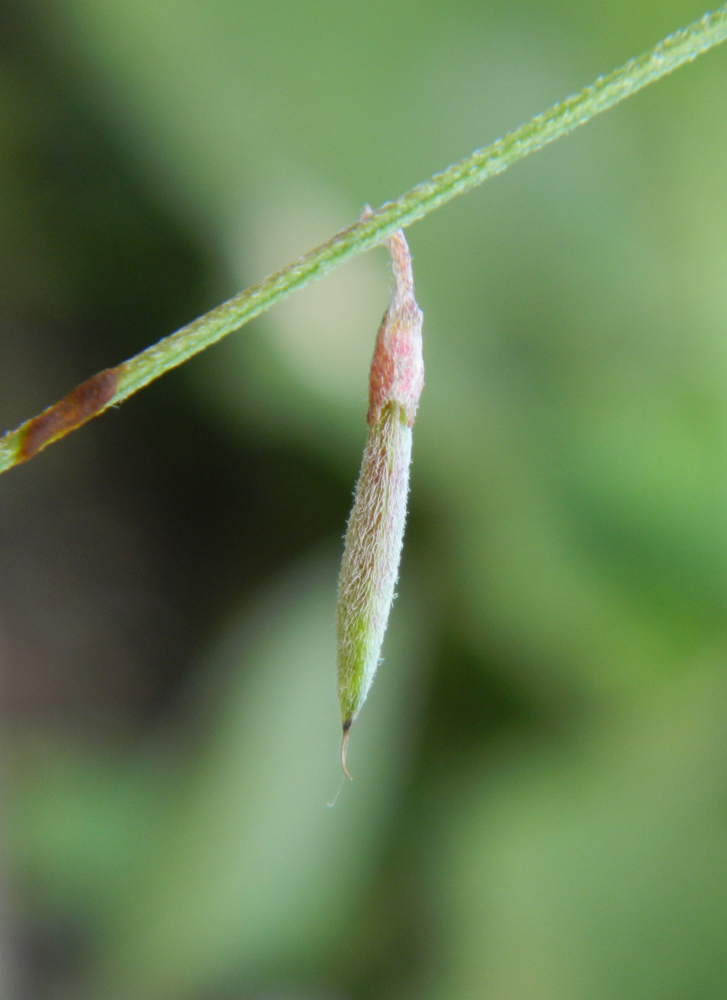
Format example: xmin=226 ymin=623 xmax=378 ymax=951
xmin=2 ymin=4 xmax=727 ymax=474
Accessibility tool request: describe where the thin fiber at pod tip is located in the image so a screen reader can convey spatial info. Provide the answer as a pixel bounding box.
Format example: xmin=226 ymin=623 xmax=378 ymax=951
xmin=336 ymin=228 xmax=423 ymax=778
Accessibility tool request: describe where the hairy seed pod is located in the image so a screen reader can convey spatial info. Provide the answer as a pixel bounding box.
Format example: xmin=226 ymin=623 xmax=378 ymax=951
xmin=336 ymin=228 xmax=424 ymax=778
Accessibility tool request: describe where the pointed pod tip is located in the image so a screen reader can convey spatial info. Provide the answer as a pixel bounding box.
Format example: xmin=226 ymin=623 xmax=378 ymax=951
xmin=341 ymin=719 xmax=353 ymax=780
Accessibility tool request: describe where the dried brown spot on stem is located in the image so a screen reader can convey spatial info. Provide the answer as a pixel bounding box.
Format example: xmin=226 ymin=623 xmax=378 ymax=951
xmin=19 ymin=367 xmax=120 ymax=462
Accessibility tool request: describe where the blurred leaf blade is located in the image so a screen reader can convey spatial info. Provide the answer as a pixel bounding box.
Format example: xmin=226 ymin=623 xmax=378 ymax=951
xmin=60 ymin=551 xmax=431 ymax=1000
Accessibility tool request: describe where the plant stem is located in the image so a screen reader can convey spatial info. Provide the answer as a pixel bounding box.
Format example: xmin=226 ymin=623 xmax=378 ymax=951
xmin=2 ymin=3 xmax=727 ymax=474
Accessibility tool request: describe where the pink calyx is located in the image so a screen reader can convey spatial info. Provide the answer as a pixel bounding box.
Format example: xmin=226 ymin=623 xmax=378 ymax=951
xmin=367 ymin=230 xmax=424 ymax=428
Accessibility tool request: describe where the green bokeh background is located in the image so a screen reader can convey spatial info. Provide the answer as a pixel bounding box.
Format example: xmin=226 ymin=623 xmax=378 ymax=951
xmin=2 ymin=1 xmax=727 ymax=997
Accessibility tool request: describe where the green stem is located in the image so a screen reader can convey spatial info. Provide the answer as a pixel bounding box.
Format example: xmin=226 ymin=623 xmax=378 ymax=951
xmin=3 ymin=3 xmax=727 ymax=474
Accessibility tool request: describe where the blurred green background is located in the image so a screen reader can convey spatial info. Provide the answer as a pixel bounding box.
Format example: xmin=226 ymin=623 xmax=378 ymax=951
xmin=2 ymin=0 xmax=727 ymax=997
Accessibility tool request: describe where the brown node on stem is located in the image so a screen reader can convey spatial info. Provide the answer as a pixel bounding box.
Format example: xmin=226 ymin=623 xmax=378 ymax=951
xmin=18 ymin=367 xmax=121 ymax=462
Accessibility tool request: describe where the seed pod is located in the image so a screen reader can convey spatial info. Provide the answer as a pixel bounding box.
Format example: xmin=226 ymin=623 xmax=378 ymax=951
xmin=336 ymin=228 xmax=424 ymax=778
